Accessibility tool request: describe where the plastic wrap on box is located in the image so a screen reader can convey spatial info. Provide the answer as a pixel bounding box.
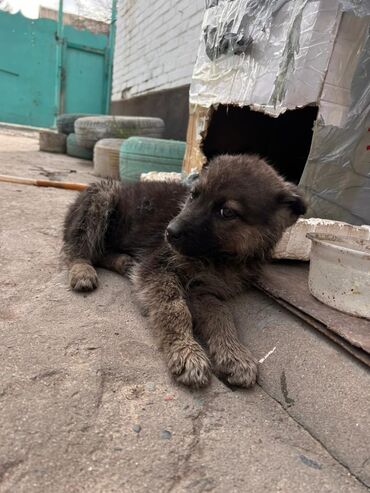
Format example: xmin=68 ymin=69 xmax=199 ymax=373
xmin=300 ymin=13 xmax=370 ymax=225
xmin=339 ymin=0 xmax=370 ymax=17
xmin=190 ymin=0 xmax=341 ymax=114
xmin=188 ymin=0 xmax=370 ymax=225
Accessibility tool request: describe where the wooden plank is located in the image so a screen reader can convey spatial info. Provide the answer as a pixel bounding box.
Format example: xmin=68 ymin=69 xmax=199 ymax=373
xmin=255 ymin=263 xmax=370 ymax=355
xmin=182 ymin=104 xmax=210 ymax=174
xmin=260 ymin=289 xmax=370 ymax=368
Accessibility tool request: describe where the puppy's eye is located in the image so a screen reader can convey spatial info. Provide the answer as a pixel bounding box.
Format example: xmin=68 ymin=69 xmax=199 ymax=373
xmin=220 ymin=207 xmax=237 ymax=219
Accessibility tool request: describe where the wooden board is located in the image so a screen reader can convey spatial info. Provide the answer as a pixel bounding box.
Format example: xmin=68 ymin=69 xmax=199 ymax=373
xmin=255 ymin=263 xmax=370 ymax=364
xmin=182 ymin=104 xmax=210 ymax=174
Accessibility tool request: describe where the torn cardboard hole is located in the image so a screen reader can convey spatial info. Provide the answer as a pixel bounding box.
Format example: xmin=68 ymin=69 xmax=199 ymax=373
xmin=202 ymin=104 xmax=318 ymax=184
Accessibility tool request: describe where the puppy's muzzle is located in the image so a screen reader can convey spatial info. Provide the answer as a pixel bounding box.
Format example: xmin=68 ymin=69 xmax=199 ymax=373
xmin=165 ymin=221 xmax=184 ymax=244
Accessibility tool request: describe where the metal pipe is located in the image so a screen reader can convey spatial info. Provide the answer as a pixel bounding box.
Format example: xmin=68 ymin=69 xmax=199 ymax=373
xmin=54 ymin=0 xmax=64 ymax=123
xmin=105 ymin=0 xmax=118 ymax=114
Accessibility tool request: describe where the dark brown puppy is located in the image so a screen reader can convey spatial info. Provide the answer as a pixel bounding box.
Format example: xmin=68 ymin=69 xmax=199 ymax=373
xmin=63 ymin=154 xmax=305 ymax=388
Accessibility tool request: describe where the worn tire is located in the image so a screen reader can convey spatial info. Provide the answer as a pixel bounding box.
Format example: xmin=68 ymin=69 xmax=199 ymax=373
xmin=93 ymin=138 xmax=125 ymax=178
xmin=56 ymin=113 xmax=95 ymax=135
xmin=66 ymin=133 xmax=93 ymax=161
xmin=75 ymin=116 xmax=165 ymax=149
xmin=39 ymin=131 xmax=66 ymax=153
xmin=120 ymin=137 xmax=186 ymax=181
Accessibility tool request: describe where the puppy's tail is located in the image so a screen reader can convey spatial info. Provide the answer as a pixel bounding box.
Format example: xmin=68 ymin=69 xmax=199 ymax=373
xmin=63 ymin=179 xmax=121 ymax=264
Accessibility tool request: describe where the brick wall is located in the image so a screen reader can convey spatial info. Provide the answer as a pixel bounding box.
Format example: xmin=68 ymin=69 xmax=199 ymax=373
xmin=112 ymin=0 xmax=204 ymax=101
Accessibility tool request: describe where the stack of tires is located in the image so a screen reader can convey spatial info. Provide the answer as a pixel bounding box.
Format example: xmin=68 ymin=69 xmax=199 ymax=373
xmin=40 ymin=113 xmax=188 ymax=183
xmin=73 ymin=116 xmax=166 ymax=178
xmin=39 ymin=113 xmax=94 ymax=157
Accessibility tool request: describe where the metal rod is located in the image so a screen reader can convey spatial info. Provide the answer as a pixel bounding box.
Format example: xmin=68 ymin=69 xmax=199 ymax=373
xmin=54 ymin=0 xmax=64 ymax=123
xmin=105 ymin=0 xmax=118 ymax=114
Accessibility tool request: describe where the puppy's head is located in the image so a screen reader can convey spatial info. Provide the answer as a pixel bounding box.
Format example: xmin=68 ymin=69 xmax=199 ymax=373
xmin=166 ymin=154 xmax=306 ymax=259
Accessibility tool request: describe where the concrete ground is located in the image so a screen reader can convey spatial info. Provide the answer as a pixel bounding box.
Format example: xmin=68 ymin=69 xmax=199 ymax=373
xmin=0 ymin=129 xmax=369 ymax=492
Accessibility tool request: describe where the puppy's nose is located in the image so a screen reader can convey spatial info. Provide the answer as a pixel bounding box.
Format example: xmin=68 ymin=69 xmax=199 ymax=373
xmin=166 ymin=223 xmax=183 ymax=241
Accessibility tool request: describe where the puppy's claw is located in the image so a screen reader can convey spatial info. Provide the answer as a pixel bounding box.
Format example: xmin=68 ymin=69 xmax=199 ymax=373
xmin=69 ymin=264 xmax=98 ymax=292
xmin=167 ymin=344 xmax=211 ymax=388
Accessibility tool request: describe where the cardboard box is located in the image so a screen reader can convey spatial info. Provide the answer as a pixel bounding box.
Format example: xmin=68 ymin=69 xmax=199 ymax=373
xmin=184 ymin=0 xmax=370 ymax=225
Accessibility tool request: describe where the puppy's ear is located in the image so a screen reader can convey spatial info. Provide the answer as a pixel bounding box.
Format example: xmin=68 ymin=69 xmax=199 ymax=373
xmin=277 ymin=184 xmax=307 ymax=222
xmin=183 ymin=170 xmax=200 ymax=187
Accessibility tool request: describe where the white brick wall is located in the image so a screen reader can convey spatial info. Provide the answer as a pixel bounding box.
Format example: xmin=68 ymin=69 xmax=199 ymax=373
xmin=112 ymin=0 xmax=205 ymax=101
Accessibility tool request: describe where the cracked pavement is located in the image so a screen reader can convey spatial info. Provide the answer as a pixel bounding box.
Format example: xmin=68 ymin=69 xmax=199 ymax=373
xmin=0 ymin=130 xmax=368 ymax=492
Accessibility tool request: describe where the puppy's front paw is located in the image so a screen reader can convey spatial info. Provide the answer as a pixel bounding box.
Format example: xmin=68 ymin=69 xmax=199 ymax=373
xmin=213 ymin=346 xmax=257 ymax=388
xmin=109 ymin=254 xmax=133 ymax=275
xmin=167 ymin=343 xmax=211 ymax=388
xmin=69 ymin=263 xmax=98 ymax=292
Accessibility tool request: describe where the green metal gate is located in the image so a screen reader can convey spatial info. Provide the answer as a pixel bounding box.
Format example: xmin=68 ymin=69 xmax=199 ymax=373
xmin=61 ymin=25 xmax=109 ymax=116
xmin=0 ymin=11 xmax=110 ymax=128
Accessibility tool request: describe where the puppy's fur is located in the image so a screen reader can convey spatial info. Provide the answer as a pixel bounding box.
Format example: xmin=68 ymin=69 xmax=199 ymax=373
xmin=63 ymin=154 xmax=305 ymax=388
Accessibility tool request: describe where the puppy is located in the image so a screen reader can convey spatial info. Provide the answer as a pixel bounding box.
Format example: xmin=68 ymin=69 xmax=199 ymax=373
xmin=63 ymin=154 xmax=305 ymax=388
